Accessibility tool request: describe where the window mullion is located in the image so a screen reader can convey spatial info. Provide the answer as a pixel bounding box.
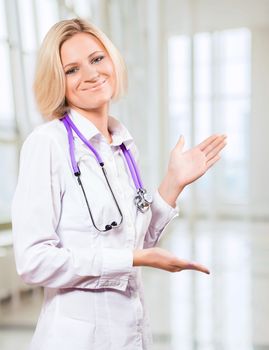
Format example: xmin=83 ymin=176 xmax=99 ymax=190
xmin=5 ymin=0 xmax=31 ymax=140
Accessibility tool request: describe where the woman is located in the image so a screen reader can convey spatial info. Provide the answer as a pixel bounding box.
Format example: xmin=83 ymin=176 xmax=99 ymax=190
xmin=12 ymin=18 xmax=226 ymax=350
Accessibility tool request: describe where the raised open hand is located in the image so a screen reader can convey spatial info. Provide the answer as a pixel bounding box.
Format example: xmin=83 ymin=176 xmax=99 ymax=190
xmin=167 ymin=134 xmax=227 ymax=189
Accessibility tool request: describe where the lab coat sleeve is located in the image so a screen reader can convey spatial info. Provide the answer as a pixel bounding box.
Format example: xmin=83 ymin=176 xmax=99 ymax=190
xmin=12 ymin=131 xmax=133 ymax=291
xmin=143 ymin=189 xmax=179 ymax=248
xmin=129 ymin=142 xmax=179 ymax=248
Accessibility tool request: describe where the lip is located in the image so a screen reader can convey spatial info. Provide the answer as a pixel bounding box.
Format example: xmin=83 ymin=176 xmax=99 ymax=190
xmin=82 ymin=79 xmax=107 ymax=92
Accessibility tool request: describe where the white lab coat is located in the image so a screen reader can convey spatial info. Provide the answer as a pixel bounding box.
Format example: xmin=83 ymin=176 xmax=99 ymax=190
xmin=11 ymin=109 xmax=179 ymax=350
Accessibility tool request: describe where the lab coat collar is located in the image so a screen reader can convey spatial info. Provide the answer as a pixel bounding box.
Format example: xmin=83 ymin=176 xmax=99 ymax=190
xmin=68 ymin=109 xmax=134 ymax=150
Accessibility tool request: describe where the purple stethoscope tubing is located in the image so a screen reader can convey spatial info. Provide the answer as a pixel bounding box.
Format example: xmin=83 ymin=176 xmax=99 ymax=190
xmin=61 ymin=118 xmax=80 ymax=174
xmin=62 ymin=114 xmax=103 ymax=165
xmin=119 ymin=144 xmax=143 ymax=189
xmin=62 ymin=113 xmax=143 ymax=189
xmin=60 ymin=113 xmax=150 ymax=232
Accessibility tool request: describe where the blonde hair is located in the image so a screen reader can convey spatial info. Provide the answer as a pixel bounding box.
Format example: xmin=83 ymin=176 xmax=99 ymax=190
xmin=33 ymin=18 xmax=128 ymax=119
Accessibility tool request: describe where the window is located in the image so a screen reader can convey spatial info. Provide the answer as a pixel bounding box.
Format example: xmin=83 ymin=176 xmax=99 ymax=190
xmin=0 ymin=0 xmax=94 ymax=227
xmin=0 ymin=0 xmax=17 ymax=224
xmin=168 ymin=28 xmax=251 ymax=216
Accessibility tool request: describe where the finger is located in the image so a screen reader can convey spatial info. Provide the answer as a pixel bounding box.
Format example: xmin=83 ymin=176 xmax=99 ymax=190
xmin=185 ymin=261 xmax=210 ymax=274
xmin=206 ymin=140 xmax=227 ymax=161
xmin=175 ymin=135 xmax=185 ymax=152
xmin=206 ymin=154 xmax=220 ymax=169
xmin=203 ymin=135 xmax=227 ymax=157
xmin=198 ymin=134 xmax=221 ymax=151
xmin=175 ymin=259 xmax=210 ymax=274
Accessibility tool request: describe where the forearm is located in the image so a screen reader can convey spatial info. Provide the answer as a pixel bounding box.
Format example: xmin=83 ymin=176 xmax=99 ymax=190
xmin=133 ymin=249 xmax=148 ymax=266
xmin=158 ymin=171 xmax=185 ymax=208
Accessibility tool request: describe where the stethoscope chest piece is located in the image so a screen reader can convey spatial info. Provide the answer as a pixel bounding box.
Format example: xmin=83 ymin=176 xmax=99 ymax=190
xmin=134 ymin=188 xmax=153 ymax=213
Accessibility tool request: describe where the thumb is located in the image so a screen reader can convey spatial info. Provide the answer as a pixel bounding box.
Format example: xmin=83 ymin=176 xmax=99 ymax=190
xmin=175 ymin=135 xmax=185 ymax=152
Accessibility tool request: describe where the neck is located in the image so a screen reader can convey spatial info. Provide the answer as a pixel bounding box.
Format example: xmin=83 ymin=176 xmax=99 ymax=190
xmin=70 ymin=104 xmax=112 ymax=144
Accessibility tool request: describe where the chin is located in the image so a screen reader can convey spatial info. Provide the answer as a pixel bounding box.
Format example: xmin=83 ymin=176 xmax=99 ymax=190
xmin=79 ymin=101 xmax=109 ymax=110
xmin=83 ymin=95 xmax=113 ymax=108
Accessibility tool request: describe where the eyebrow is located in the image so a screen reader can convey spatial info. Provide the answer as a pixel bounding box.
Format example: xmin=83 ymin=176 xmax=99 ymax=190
xmin=63 ymin=50 xmax=105 ymax=69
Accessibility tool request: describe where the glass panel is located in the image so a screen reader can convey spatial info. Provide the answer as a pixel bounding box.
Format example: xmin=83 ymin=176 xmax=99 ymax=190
xmin=35 ymin=0 xmax=59 ymax=43
xmin=195 ymin=63 xmax=211 ymax=97
xmin=169 ymin=102 xmax=191 ymax=149
xmin=23 ymin=53 xmax=42 ymax=125
xmin=0 ymin=143 xmax=18 ymax=223
xmin=0 ymin=0 xmax=7 ymax=39
xmin=17 ymin=0 xmax=36 ymax=52
xmin=219 ymin=28 xmax=251 ymax=62
xmin=194 ymin=99 xmax=211 ymax=143
xmin=0 ymin=42 xmax=14 ymax=122
xmin=168 ymin=35 xmax=191 ymax=146
xmin=217 ymin=162 xmax=248 ymax=203
xmin=168 ymin=35 xmax=191 ymax=100
xmin=194 ymin=32 xmax=211 ymax=64
xmin=168 ymin=36 xmax=191 ymax=100
xmin=169 ymin=68 xmax=191 ymax=100
xmin=219 ymin=98 xmax=249 ymax=162
xmin=168 ymin=35 xmax=190 ymax=66
xmin=219 ymin=62 xmax=251 ymax=96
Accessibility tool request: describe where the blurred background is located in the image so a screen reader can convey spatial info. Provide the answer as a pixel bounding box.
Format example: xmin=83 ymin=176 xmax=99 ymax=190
xmin=0 ymin=0 xmax=269 ymax=349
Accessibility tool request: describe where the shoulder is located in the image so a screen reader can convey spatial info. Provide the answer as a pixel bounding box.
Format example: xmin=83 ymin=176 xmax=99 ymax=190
xmin=22 ymin=119 xmax=67 ymax=151
xmin=20 ymin=119 xmax=68 ymax=166
xmin=25 ymin=119 xmax=66 ymax=144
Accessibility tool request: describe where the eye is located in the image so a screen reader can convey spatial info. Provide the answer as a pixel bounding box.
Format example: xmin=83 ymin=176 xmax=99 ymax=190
xmin=92 ymin=55 xmax=105 ymax=64
xmin=65 ymin=67 xmax=79 ymax=75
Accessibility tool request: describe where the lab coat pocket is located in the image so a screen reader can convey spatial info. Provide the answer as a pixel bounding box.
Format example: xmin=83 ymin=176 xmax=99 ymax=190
xmin=57 ymin=288 xmax=96 ymax=323
xmin=48 ymin=315 xmax=95 ymax=350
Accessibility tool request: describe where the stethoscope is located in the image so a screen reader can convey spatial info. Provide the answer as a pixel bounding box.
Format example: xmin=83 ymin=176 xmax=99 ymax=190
xmin=60 ymin=113 xmax=152 ymax=232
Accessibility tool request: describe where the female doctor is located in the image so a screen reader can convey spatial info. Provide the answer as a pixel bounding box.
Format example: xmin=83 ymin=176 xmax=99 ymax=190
xmin=12 ymin=18 xmax=226 ymax=350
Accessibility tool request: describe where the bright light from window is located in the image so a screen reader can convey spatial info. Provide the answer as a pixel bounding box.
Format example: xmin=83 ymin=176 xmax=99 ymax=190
xmin=168 ymin=28 xmax=251 ymax=209
xmin=0 ymin=43 xmax=14 ymax=122
xmin=35 ymin=0 xmax=59 ymax=43
xmin=0 ymin=0 xmax=7 ymax=39
xmin=18 ymin=0 xmax=36 ymax=52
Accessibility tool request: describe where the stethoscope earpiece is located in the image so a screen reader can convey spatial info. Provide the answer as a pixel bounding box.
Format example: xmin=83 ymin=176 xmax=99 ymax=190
xmin=105 ymin=222 xmax=118 ymax=231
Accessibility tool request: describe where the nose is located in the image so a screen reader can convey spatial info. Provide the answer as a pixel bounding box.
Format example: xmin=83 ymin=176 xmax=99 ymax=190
xmin=81 ymin=63 xmax=100 ymax=82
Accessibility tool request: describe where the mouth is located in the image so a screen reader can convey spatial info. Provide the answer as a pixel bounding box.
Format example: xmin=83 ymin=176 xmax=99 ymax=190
xmin=82 ymin=79 xmax=107 ymax=92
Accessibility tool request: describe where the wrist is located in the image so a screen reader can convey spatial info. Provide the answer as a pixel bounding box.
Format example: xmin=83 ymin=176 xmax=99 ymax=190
xmin=166 ymin=170 xmax=186 ymax=191
xmin=133 ymin=249 xmax=150 ymax=267
xmin=158 ymin=172 xmax=185 ymax=208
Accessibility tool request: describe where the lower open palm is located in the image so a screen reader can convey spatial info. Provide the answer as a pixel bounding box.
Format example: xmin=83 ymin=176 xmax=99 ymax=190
xmin=144 ymin=247 xmax=210 ymax=274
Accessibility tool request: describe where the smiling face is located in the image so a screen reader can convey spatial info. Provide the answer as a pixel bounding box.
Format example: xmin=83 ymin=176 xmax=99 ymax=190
xmin=60 ymin=32 xmax=116 ymax=113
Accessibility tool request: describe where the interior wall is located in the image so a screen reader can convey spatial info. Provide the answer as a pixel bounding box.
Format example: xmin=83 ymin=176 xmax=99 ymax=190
xmin=250 ymin=27 xmax=269 ymax=218
xmin=166 ymin=0 xmax=269 ymax=34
